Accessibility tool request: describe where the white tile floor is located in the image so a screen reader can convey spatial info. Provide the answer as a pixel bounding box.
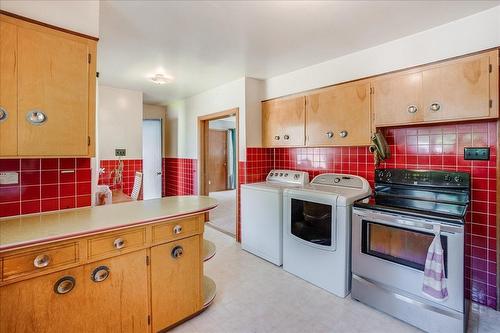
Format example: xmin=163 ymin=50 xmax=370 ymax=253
xmin=208 ymin=190 xmax=236 ymax=235
xmin=171 ymin=227 xmax=500 ymax=333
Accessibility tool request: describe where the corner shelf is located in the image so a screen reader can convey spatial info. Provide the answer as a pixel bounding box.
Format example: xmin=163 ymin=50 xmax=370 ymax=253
xmin=202 ymin=275 xmax=217 ymax=308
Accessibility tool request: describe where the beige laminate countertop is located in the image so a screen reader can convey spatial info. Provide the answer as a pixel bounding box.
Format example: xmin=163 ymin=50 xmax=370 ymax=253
xmin=0 ymin=196 xmax=218 ymax=252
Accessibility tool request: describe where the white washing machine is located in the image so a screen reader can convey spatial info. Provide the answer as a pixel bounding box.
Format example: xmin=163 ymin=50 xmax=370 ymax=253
xmin=283 ymin=173 xmax=371 ymax=297
xmin=241 ymin=170 xmax=309 ymax=266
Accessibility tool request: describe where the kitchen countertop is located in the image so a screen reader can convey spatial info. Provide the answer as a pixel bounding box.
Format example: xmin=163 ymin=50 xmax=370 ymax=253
xmin=0 ymin=196 xmax=218 ymax=252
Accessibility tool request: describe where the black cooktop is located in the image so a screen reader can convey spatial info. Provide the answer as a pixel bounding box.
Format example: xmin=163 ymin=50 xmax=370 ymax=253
xmin=354 ymin=169 xmax=470 ymax=223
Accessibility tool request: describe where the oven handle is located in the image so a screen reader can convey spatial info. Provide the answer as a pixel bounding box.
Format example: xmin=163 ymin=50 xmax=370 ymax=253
xmin=353 ymin=209 xmax=463 ymax=234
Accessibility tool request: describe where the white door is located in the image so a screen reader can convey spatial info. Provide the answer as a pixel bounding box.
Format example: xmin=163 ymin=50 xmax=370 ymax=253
xmin=142 ymin=120 xmax=162 ymax=200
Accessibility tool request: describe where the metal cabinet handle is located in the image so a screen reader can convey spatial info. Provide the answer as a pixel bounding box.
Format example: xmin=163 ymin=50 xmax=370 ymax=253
xmin=326 ymin=131 xmax=334 ymax=139
xmin=283 ymin=135 xmax=290 ymax=140
xmin=26 ymin=110 xmax=48 ymax=125
xmin=54 ymin=276 xmax=75 ymax=294
xmin=113 ymin=238 xmax=125 ymax=249
xmin=171 ymin=246 xmax=184 ymax=258
xmin=407 ymin=105 xmax=418 ymax=114
xmin=429 ymin=102 xmax=441 ymax=112
xmin=34 ymin=254 xmax=50 ymax=268
xmin=274 ymin=135 xmax=280 ymax=140
xmin=91 ymin=266 xmax=110 ymax=282
xmin=173 ymin=225 xmax=183 ymax=234
xmin=0 ymin=107 xmax=7 ymax=122
xmin=339 ymin=130 xmax=348 ymax=138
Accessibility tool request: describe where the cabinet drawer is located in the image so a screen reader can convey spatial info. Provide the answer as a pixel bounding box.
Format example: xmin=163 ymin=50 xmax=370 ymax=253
xmin=87 ymin=228 xmax=146 ymax=259
xmin=2 ymin=243 xmax=78 ymax=280
xmin=152 ymin=216 xmax=202 ymax=244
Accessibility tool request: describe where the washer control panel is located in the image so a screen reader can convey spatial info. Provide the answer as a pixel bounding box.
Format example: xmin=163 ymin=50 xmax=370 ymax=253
xmin=266 ymin=170 xmax=309 ymax=185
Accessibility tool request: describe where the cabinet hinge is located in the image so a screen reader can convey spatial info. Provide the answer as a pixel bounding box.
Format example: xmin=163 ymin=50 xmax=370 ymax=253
xmin=489 ymin=64 xmax=492 ymax=73
xmin=146 ymin=255 xmax=150 ymax=266
xmin=87 ymin=136 xmax=91 ymax=146
xmin=370 ymin=87 xmax=374 ymax=95
xmin=490 ymin=99 xmax=493 ymax=108
xmin=88 ymin=53 xmax=91 ymax=64
xmin=148 ymin=315 xmax=151 ymax=325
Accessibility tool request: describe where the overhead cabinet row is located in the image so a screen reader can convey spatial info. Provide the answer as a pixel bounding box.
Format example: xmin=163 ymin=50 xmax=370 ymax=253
xmin=262 ymin=49 xmax=498 ymax=148
xmin=0 ymin=13 xmax=97 ymax=157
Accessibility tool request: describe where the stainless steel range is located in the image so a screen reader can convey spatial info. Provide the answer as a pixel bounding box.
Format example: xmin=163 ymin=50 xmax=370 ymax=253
xmin=352 ymin=168 xmax=470 ymax=333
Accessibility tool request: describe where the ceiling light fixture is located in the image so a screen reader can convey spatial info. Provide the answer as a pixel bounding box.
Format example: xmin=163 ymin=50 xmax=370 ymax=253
xmin=150 ymin=73 xmax=173 ymax=85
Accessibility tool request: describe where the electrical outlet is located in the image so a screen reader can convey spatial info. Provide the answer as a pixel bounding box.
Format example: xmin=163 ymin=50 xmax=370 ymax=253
xmin=464 ymin=147 xmax=490 ymax=160
xmin=115 ymin=149 xmax=126 ymax=157
xmin=0 ymin=172 xmax=19 ymax=185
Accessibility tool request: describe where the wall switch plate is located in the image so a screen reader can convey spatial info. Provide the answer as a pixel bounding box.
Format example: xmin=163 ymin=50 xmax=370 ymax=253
xmin=115 ymin=149 xmax=126 ymax=157
xmin=464 ymin=147 xmax=490 ymax=160
xmin=0 ymin=172 xmax=19 ymax=185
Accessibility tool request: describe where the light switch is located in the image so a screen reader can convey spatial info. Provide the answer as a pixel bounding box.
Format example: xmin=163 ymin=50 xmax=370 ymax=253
xmin=0 ymin=172 xmax=19 ymax=185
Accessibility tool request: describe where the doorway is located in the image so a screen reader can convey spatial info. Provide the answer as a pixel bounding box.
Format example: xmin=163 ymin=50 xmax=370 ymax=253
xmin=142 ymin=119 xmax=163 ymax=200
xmin=199 ymin=109 xmax=238 ymax=238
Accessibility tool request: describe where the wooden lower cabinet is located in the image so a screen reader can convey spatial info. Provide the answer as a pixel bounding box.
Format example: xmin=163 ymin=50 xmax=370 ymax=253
xmin=0 ymin=266 xmax=86 ymax=332
xmin=151 ymin=235 xmax=202 ymax=332
xmin=83 ymin=250 xmax=149 ymax=332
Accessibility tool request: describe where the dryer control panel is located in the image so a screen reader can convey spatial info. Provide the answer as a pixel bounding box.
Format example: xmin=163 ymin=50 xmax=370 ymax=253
xmin=266 ymin=170 xmax=309 ymax=185
xmin=312 ymin=174 xmax=366 ymax=189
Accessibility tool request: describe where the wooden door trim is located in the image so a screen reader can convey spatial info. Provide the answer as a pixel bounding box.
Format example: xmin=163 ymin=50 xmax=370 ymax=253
xmin=198 ymin=108 xmax=239 ymax=238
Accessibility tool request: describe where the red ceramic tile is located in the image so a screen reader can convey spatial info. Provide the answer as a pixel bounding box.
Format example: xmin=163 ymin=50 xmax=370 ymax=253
xmin=41 ymin=184 xmax=59 ymax=199
xmin=59 ymin=158 xmax=76 ymax=169
xmin=0 ymin=202 xmax=20 ymax=217
xmin=0 ymin=159 xmax=20 ymax=171
xmin=76 ymin=195 xmax=91 ymax=208
xmin=0 ymin=186 xmax=20 ymax=203
xmin=60 ymin=170 xmax=76 ymax=183
xmin=76 ymin=169 xmax=91 ymax=182
xmin=59 ymin=197 xmax=75 ymax=210
xmin=77 ymin=182 xmax=91 ymax=196
xmin=41 ymin=170 xmax=58 ymax=184
xmin=21 ymin=200 xmax=40 ymax=215
xmin=21 ymin=158 xmax=40 ymax=170
xmin=59 ymin=183 xmax=75 ymax=197
xmin=21 ymin=171 xmax=40 ymax=185
xmin=76 ymin=158 xmax=91 ymax=169
xmin=41 ymin=158 xmax=58 ymax=170
xmin=21 ymin=186 xmax=40 ymax=201
xmin=41 ymin=198 xmax=59 ymax=212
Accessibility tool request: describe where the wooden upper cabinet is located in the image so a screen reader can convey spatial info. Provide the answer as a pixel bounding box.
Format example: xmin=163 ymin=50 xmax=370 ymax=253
xmin=0 ymin=13 xmax=97 ymax=157
xmin=262 ymin=96 xmax=305 ymax=147
xmin=0 ymin=20 xmax=18 ymax=156
xmin=422 ymin=52 xmax=494 ymax=122
xmin=306 ymin=81 xmax=371 ymax=146
xmin=372 ymin=71 xmax=423 ymax=127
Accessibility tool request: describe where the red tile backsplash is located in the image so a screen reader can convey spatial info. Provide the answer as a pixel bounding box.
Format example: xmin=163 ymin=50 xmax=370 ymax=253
xmin=98 ymin=159 xmax=143 ymax=198
xmin=0 ymin=158 xmax=92 ymax=218
xmin=242 ymin=120 xmax=497 ymax=309
xmin=164 ymin=158 xmax=197 ymax=196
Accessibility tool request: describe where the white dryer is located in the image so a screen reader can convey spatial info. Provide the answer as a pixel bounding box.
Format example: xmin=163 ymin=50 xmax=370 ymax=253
xmin=283 ymin=174 xmax=371 ymax=297
xmin=241 ymin=170 xmax=309 ymax=266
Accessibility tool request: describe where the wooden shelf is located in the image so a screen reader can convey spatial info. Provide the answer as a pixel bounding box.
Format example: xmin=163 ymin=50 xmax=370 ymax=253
xmin=203 ymin=275 xmax=216 ymax=308
xmin=203 ymin=239 xmax=216 ymax=262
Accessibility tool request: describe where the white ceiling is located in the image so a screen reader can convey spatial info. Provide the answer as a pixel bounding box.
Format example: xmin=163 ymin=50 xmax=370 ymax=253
xmin=98 ymin=1 xmax=499 ymax=105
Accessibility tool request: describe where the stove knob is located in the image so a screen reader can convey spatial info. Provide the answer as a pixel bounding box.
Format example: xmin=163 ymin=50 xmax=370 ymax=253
xmin=279 ymin=173 xmax=283 ymax=177
xmin=269 ymin=173 xmax=274 ymax=177
xmin=285 ymin=173 xmax=288 ymax=177
xmin=454 ymin=176 xmax=462 ymax=183
xmin=444 ymin=174 xmax=451 ymax=182
xmin=386 ymin=171 xmax=392 ymax=178
xmin=334 ymin=177 xmax=340 ymax=183
xmin=294 ymin=174 xmax=300 ymax=179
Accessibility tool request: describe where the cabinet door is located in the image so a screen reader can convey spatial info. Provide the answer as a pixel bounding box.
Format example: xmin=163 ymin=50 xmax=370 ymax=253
xmin=151 ymin=235 xmax=202 ymax=332
xmin=0 ymin=20 xmax=18 ymax=156
xmin=17 ymin=26 xmax=90 ymax=156
xmin=262 ymin=96 xmax=305 ymax=147
xmin=306 ymin=82 xmax=371 ymax=146
xmin=422 ymin=53 xmax=492 ymax=122
xmin=83 ymin=250 xmax=149 ymax=333
xmin=372 ymin=72 xmax=423 ymax=126
xmin=0 ymin=266 xmax=85 ymax=332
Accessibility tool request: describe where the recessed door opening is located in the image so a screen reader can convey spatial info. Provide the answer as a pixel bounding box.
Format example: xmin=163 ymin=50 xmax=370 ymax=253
xmin=198 ymin=109 xmax=239 ymax=238
xmin=142 ymin=119 xmax=163 ymax=200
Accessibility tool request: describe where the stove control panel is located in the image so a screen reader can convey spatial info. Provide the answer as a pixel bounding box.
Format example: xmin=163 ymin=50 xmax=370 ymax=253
xmin=376 ymin=169 xmax=470 ymax=188
xmin=266 ymin=170 xmax=309 ymax=185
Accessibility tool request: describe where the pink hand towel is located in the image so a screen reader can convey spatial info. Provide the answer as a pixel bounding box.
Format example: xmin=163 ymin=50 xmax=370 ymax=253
xmin=422 ymin=226 xmax=448 ymax=301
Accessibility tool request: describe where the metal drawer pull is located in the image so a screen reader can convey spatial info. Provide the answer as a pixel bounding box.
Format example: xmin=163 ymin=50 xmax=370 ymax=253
xmin=274 ymin=135 xmax=280 ymax=140
xmin=26 ymin=110 xmax=48 ymax=125
xmin=407 ymin=105 xmax=418 ymax=114
xmin=283 ymin=134 xmax=290 ymax=140
xmin=33 ymin=254 xmax=50 ymax=268
xmin=339 ymin=130 xmax=348 ymax=138
xmin=54 ymin=276 xmax=75 ymax=294
xmin=113 ymin=238 xmax=125 ymax=249
xmin=429 ymin=102 xmax=441 ymax=112
xmin=326 ymin=131 xmax=334 ymax=139
xmin=173 ymin=225 xmax=183 ymax=234
xmin=0 ymin=107 xmax=7 ymax=122
xmin=171 ymin=246 xmax=184 ymax=258
xmin=91 ymin=266 xmax=110 ymax=282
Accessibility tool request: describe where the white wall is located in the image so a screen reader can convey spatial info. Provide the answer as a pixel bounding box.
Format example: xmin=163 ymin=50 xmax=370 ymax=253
xmin=143 ymin=104 xmax=168 ymax=157
xmin=245 ymin=77 xmax=265 ymax=147
xmin=98 ymin=85 xmax=143 ymax=160
xmin=264 ymin=6 xmax=500 ymax=99
xmin=0 ymin=0 xmax=100 ymax=37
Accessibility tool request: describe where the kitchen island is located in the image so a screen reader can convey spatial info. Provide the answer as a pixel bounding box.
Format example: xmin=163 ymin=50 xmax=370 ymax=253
xmin=0 ymin=196 xmax=217 ymax=333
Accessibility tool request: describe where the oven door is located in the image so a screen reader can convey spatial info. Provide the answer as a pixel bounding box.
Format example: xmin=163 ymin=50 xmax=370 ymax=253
xmin=285 ymin=190 xmax=338 ymax=251
xmin=352 ymin=208 xmax=464 ymax=312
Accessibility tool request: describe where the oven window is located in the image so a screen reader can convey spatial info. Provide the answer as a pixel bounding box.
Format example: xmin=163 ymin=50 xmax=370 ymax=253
xmin=361 ymin=221 xmax=447 ymax=273
xmin=291 ymin=199 xmax=332 ymax=246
